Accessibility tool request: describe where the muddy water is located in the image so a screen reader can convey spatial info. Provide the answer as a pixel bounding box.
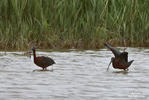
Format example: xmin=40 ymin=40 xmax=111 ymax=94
xmin=0 ymin=48 xmax=149 ymax=100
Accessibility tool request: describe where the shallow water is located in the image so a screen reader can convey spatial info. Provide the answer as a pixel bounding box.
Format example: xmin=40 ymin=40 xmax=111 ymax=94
xmin=0 ymin=48 xmax=149 ymax=100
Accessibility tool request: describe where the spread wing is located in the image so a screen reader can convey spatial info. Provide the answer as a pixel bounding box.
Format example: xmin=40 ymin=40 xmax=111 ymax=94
xmin=104 ymin=43 xmax=121 ymax=57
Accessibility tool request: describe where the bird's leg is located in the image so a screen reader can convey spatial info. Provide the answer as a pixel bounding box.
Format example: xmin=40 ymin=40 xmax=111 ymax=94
xmin=107 ymin=57 xmax=114 ymax=71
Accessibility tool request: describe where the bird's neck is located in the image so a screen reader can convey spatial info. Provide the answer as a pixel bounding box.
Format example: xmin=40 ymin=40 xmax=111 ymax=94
xmin=33 ymin=50 xmax=36 ymax=60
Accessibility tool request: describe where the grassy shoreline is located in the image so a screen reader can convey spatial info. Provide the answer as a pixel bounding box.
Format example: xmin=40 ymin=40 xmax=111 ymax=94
xmin=0 ymin=0 xmax=149 ymax=50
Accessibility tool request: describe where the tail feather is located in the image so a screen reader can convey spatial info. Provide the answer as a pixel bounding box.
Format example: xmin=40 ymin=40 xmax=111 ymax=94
xmin=127 ymin=60 xmax=134 ymax=67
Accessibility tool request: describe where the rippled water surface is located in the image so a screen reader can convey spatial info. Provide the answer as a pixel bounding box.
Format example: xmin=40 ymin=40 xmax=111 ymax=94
xmin=0 ymin=48 xmax=149 ymax=100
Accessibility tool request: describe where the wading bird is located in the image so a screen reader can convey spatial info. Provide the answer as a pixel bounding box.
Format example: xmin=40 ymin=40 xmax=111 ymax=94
xmin=30 ymin=47 xmax=55 ymax=71
xmin=104 ymin=43 xmax=134 ymax=71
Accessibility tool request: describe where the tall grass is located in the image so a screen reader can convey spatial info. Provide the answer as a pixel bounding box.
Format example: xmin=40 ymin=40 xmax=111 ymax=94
xmin=0 ymin=0 xmax=149 ymax=50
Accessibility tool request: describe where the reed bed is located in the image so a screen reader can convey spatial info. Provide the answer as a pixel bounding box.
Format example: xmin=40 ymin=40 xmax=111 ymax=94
xmin=0 ymin=0 xmax=149 ymax=50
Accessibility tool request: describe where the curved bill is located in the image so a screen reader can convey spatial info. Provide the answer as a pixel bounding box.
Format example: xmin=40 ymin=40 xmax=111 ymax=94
xmin=107 ymin=60 xmax=112 ymax=71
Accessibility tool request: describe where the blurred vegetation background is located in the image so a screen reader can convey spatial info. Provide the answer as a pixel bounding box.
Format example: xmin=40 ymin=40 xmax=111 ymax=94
xmin=0 ymin=0 xmax=149 ymax=50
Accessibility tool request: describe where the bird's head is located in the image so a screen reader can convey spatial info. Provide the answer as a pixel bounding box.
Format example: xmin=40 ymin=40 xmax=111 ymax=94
xmin=31 ymin=46 xmax=36 ymax=51
xmin=28 ymin=46 xmax=36 ymax=57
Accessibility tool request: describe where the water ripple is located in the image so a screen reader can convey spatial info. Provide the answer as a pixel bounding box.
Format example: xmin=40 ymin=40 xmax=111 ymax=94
xmin=0 ymin=48 xmax=149 ymax=100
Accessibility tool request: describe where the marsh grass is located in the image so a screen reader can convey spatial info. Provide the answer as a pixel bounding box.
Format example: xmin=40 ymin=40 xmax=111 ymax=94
xmin=0 ymin=0 xmax=149 ymax=50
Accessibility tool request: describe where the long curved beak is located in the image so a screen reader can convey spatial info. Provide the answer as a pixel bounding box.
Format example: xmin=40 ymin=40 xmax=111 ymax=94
xmin=107 ymin=60 xmax=112 ymax=71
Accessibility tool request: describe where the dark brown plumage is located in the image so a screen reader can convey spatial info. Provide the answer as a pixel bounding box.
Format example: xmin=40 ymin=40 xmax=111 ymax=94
xmin=31 ymin=47 xmax=55 ymax=70
xmin=104 ymin=43 xmax=134 ymax=71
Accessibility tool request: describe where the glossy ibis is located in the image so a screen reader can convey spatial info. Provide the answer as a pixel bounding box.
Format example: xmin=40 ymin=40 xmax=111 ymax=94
xmin=30 ymin=47 xmax=55 ymax=71
xmin=104 ymin=43 xmax=134 ymax=71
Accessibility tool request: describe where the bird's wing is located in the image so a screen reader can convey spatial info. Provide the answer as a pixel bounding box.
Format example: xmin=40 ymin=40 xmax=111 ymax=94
xmin=36 ymin=56 xmax=55 ymax=66
xmin=104 ymin=43 xmax=121 ymax=57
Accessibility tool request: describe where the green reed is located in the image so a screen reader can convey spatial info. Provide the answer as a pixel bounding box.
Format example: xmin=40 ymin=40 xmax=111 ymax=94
xmin=0 ymin=0 xmax=149 ymax=50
